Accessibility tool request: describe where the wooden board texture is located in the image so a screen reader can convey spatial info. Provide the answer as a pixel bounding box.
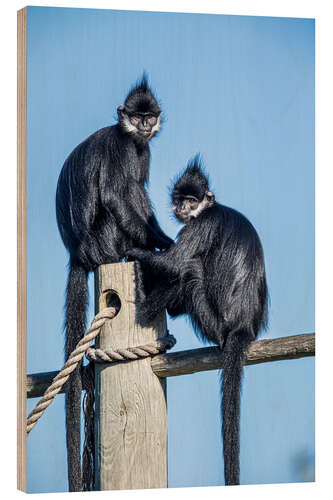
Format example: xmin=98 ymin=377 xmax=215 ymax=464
xmin=17 ymin=7 xmax=27 ymax=492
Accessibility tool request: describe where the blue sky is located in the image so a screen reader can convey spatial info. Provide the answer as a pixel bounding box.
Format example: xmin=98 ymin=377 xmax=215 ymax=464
xmin=26 ymin=7 xmax=314 ymax=492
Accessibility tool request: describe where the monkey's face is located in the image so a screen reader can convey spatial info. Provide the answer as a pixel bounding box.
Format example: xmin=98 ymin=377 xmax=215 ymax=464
xmin=118 ymin=107 xmax=161 ymax=142
xmin=172 ymin=196 xmax=201 ymax=224
xmin=172 ymin=192 xmax=215 ymax=224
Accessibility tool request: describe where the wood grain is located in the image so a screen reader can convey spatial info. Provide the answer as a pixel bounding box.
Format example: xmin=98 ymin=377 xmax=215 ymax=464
xmin=151 ymin=333 xmax=315 ymax=378
xmin=17 ymin=7 xmax=27 ymax=492
xmin=94 ymin=262 xmax=168 ymax=490
xmin=27 ymin=333 xmax=315 ymax=398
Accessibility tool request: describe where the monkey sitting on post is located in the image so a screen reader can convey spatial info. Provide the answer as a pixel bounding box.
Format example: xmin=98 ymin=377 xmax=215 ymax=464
xmin=56 ymin=74 xmax=173 ymax=491
xmin=126 ymin=156 xmax=268 ymax=486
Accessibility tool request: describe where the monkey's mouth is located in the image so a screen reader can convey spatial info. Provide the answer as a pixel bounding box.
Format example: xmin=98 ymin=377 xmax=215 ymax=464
xmin=137 ymin=131 xmax=153 ymax=142
xmin=175 ymin=212 xmax=190 ymax=223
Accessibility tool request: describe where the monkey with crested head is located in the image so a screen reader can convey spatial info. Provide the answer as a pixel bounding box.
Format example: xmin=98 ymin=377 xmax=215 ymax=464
xmin=56 ymin=74 xmax=173 ymax=491
xmin=126 ymin=156 xmax=268 ymax=486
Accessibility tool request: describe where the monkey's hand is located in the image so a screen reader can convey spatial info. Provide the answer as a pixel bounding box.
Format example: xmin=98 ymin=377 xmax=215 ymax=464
xmin=125 ymin=248 xmax=152 ymax=264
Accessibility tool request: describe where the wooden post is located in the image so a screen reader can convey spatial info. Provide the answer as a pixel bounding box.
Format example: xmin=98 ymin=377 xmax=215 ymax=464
xmin=94 ymin=262 xmax=168 ymax=491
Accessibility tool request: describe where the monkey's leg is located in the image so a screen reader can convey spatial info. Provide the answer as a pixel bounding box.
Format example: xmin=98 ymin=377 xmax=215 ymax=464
xmin=182 ymin=258 xmax=225 ymax=345
xmin=137 ymin=279 xmax=180 ymax=324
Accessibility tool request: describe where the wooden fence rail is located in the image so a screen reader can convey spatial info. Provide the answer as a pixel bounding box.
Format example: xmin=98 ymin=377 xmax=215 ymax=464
xmin=27 ymin=332 xmax=315 ymax=398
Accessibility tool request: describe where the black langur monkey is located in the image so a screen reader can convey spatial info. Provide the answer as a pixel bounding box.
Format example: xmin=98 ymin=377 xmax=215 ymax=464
xmin=56 ymin=75 xmax=173 ymax=492
xmin=126 ymin=156 xmax=268 ymax=486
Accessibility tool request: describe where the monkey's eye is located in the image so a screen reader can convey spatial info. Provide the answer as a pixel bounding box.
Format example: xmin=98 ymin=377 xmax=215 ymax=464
xmin=130 ymin=115 xmax=141 ymax=126
xmin=186 ymin=196 xmax=198 ymax=203
xmin=147 ymin=115 xmax=157 ymax=126
xmin=189 ymin=199 xmax=199 ymax=208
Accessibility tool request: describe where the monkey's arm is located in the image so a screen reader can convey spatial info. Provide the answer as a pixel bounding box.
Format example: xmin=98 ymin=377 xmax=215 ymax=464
xmin=99 ymin=170 xmax=172 ymax=250
xmin=128 ymin=179 xmax=174 ymax=248
xmin=146 ymin=214 xmax=173 ymax=248
xmin=126 ymin=220 xmax=205 ymax=278
xmin=113 ymin=195 xmax=172 ymax=250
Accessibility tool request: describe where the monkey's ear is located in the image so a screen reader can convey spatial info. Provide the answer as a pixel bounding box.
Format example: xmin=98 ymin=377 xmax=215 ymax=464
xmin=206 ymin=191 xmax=215 ymax=203
xmin=117 ymin=106 xmax=126 ymax=118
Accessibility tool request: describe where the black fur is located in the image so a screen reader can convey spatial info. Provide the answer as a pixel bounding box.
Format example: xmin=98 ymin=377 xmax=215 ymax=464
xmin=127 ymin=157 xmax=268 ymax=486
xmin=56 ymin=75 xmax=172 ymax=491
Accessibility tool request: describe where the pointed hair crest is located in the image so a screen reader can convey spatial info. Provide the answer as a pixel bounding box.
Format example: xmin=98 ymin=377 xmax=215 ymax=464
xmin=135 ymin=71 xmax=149 ymax=92
xmin=124 ymin=72 xmax=161 ymax=115
xmin=171 ymin=154 xmax=210 ymax=203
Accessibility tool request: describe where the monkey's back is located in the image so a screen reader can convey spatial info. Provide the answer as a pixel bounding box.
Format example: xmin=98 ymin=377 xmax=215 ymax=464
xmin=56 ymin=125 xmax=135 ymax=266
xmin=198 ymin=203 xmax=268 ymax=338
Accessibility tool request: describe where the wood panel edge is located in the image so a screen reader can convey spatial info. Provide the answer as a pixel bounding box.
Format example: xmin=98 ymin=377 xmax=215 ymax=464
xmin=17 ymin=6 xmax=27 ymax=493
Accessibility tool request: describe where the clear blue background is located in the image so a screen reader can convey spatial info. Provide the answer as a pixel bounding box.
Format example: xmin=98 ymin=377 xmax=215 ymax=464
xmin=26 ymin=7 xmax=315 ymax=493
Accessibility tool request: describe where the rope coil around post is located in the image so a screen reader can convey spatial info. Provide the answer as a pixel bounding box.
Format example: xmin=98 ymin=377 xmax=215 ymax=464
xmin=85 ymin=333 xmax=176 ymax=364
xmin=26 ymin=307 xmax=117 ymax=434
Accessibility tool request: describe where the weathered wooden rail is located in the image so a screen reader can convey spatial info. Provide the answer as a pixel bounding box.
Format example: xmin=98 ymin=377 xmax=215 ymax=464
xmin=27 ymin=332 xmax=315 ymax=398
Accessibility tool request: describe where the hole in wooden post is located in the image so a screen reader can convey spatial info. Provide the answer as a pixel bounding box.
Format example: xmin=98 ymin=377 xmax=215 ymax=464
xmin=103 ymin=290 xmax=121 ymax=316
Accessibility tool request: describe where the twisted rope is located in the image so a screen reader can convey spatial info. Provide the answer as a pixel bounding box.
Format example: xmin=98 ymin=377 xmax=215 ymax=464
xmin=26 ymin=307 xmax=117 ymax=434
xmin=86 ymin=333 xmax=176 ymax=364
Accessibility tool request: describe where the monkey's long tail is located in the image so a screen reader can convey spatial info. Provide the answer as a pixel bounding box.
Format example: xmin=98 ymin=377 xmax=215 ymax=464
xmin=65 ymin=261 xmax=88 ymax=492
xmin=220 ymin=331 xmax=252 ymax=486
